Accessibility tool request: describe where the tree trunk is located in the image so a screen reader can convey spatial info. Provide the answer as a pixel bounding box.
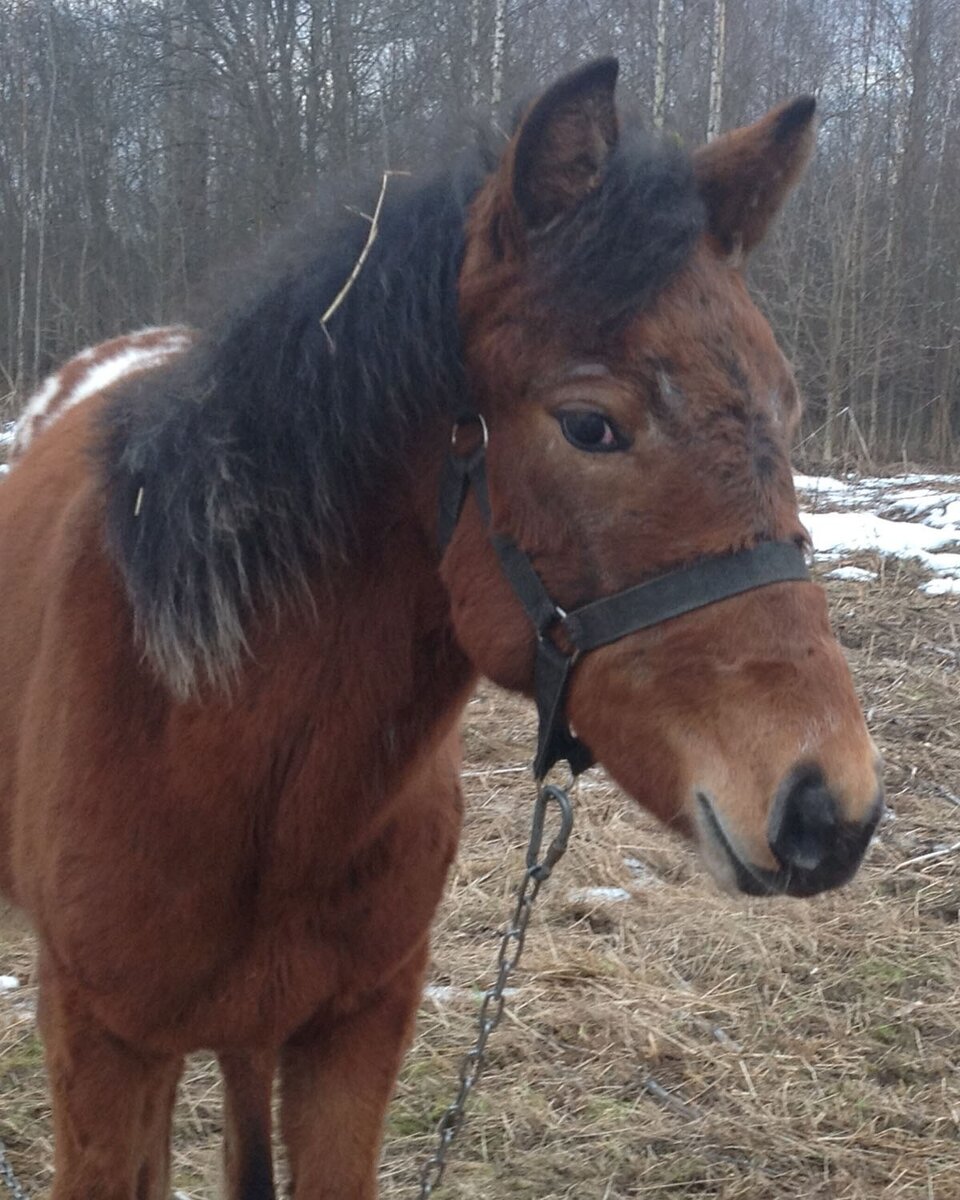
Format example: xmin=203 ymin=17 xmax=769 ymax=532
xmin=653 ymin=0 xmax=668 ymax=130
xmin=707 ymin=0 xmax=726 ymax=141
xmin=490 ymin=0 xmax=507 ymax=110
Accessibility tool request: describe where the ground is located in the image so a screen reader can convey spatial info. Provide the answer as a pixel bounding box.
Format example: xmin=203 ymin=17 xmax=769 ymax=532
xmin=1 ymin=479 xmax=959 ymax=1199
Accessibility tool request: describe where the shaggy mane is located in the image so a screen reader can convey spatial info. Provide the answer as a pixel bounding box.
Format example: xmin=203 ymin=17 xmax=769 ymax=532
xmin=100 ymin=136 xmax=703 ymax=698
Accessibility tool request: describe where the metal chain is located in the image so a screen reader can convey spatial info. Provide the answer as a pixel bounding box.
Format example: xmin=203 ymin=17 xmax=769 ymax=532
xmin=0 ymin=1136 xmax=28 ymax=1200
xmin=417 ymin=780 xmax=575 ymax=1198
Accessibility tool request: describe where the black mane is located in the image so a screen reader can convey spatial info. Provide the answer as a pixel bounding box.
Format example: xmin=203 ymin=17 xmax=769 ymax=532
xmin=101 ymin=136 xmax=703 ymax=698
xmin=530 ymin=132 xmax=705 ymax=336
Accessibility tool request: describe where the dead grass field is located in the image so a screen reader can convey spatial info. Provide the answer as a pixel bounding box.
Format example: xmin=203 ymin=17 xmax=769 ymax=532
xmin=1 ymin=558 xmax=958 ymax=1199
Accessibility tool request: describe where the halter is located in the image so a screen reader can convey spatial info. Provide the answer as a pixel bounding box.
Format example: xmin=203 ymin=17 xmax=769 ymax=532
xmin=438 ymin=413 xmax=810 ymax=781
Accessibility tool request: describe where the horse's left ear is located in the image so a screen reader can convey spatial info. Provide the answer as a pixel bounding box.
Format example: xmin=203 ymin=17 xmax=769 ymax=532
xmin=693 ymin=95 xmax=817 ymax=257
xmin=506 ymin=57 xmax=620 ymax=233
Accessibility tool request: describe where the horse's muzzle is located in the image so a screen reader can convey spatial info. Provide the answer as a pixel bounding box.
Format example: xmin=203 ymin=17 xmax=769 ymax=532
xmin=697 ymin=769 xmax=884 ymax=898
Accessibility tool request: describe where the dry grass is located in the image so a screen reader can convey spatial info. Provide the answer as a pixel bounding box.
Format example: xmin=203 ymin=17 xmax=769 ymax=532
xmin=2 ymin=563 xmax=959 ymax=1199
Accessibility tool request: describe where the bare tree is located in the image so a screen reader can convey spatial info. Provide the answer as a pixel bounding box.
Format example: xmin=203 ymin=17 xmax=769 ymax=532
xmin=653 ymin=0 xmax=668 ymax=130
xmin=0 ymin=0 xmax=956 ymax=462
xmin=707 ymin=0 xmax=726 ymax=140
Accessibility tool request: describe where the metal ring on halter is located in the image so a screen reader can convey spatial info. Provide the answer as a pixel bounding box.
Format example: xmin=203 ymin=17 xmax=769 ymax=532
xmin=450 ymin=411 xmax=489 ymax=453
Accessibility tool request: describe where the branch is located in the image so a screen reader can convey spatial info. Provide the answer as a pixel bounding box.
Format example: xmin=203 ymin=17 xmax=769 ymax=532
xmin=319 ymin=170 xmax=409 ymax=349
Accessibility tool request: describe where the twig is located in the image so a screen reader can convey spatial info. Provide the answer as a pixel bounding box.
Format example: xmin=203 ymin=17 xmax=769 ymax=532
xmin=461 ymin=765 xmax=529 ymax=778
xmin=319 ymin=170 xmax=410 ymax=348
xmin=892 ymin=839 xmax=960 ymax=872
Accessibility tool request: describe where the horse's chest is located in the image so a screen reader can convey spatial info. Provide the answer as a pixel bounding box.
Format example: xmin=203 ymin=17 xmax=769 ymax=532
xmin=67 ymin=774 xmax=463 ymax=1052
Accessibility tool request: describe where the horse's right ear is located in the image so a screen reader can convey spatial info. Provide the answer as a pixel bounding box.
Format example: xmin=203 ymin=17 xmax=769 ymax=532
xmin=693 ymin=96 xmax=817 ymax=257
xmin=501 ymin=58 xmax=620 ymax=236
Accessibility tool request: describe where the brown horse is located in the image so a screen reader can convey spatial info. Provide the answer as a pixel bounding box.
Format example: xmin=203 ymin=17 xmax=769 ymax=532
xmin=0 ymin=60 xmax=881 ymax=1199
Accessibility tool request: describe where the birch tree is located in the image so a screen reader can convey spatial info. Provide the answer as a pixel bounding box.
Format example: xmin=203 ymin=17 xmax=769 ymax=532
xmin=707 ymin=0 xmax=726 ymax=140
xmin=653 ymin=0 xmax=667 ymax=130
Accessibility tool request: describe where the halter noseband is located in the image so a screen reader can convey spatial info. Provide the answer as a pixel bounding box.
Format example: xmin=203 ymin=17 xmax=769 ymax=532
xmin=438 ymin=413 xmax=810 ymax=782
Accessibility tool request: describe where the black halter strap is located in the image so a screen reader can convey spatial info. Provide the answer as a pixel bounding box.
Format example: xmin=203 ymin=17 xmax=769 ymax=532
xmin=439 ymin=415 xmax=811 ymax=781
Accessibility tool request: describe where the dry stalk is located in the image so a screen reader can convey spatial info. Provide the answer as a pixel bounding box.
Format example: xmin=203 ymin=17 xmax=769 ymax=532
xmin=319 ymin=170 xmax=410 ymax=349
xmin=891 ymin=838 xmax=960 ymax=872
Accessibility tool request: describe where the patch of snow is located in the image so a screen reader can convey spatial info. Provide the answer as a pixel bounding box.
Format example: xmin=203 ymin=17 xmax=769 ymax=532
xmin=623 ymin=856 xmax=664 ymax=887
xmin=794 ymin=471 xmax=960 ymax=595
xmin=802 ymin=507 xmax=957 ymax=554
xmin=825 ymin=566 xmax=876 ymax=582
xmin=424 ymin=984 xmax=518 ymax=1004
xmin=921 ymin=578 xmax=960 ymax=596
xmin=796 ymin=472 xmax=960 ymax=510
xmin=566 ymin=886 xmax=631 ymax=905
xmin=794 ymin=473 xmax=855 ymax=495
xmin=0 ymin=974 xmax=20 ymax=991
xmin=890 ymin=473 xmax=960 ymax=486
xmin=879 ymin=492 xmax=960 ymax=529
xmin=802 ymin=510 xmax=960 ymax=578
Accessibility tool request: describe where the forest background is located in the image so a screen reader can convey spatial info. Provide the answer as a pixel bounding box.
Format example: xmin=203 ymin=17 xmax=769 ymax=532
xmin=1 ymin=0 xmax=957 ymax=465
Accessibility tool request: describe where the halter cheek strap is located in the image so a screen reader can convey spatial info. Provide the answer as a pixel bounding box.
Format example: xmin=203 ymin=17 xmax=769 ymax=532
xmin=438 ymin=414 xmax=811 ymax=782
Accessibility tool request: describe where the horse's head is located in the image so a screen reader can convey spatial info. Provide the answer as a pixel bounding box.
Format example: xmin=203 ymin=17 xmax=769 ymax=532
xmin=444 ymin=59 xmax=881 ymax=897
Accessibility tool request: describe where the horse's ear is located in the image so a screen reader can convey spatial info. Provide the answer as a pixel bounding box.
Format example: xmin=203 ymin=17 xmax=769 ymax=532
xmin=508 ymin=57 xmax=620 ymax=231
xmin=693 ymin=95 xmax=816 ymax=257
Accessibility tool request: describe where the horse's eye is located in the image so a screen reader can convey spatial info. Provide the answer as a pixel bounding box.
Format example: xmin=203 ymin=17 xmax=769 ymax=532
xmin=558 ymin=410 xmax=628 ymax=453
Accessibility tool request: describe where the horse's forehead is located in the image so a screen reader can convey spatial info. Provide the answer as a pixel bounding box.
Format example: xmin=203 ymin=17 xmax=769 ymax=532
xmin=622 ymin=255 xmax=788 ymax=392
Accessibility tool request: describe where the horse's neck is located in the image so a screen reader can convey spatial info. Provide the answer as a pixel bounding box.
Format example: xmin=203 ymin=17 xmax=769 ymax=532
xmin=235 ymin=484 xmax=474 ymax=809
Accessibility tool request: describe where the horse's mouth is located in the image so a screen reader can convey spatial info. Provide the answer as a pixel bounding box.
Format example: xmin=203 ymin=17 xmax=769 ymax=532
xmin=695 ymin=791 xmax=881 ymax=899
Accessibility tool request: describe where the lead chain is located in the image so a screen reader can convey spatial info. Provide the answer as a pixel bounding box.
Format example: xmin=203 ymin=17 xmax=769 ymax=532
xmin=0 ymin=1137 xmax=28 ymax=1200
xmin=417 ymin=782 xmax=574 ymax=1197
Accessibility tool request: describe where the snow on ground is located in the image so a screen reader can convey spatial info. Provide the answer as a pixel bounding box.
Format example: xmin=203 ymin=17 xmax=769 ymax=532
xmin=796 ymin=472 xmax=960 ymax=595
xmin=825 ymin=565 xmax=877 ymax=583
xmin=566 ymin=885 xmax=632 ymax=905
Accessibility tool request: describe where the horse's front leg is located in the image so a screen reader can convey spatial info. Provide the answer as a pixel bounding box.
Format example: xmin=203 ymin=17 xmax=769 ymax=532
xmin=279 ymin=942 xmax=428 ymax=1200
xmin=38 ymin=957 xmax=182 ymax=1200
xmin=218 ymin=1048 xmax=277 ymax=1200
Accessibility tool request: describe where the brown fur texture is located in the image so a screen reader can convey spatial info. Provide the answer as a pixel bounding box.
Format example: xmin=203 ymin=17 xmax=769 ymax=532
xmin=0 ymin=62 xmax=879 ymax=1198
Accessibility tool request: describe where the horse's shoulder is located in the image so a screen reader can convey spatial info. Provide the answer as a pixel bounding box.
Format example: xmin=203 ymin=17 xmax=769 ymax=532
xmin=0 ymin=396 xmax=131 ymax=711
xmin=0 ymin=395 xmax=109 ymax=561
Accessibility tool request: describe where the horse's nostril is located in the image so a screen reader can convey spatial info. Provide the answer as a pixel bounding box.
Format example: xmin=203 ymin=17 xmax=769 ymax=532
xmin=768 ymin=766 xmax=839 ymax=872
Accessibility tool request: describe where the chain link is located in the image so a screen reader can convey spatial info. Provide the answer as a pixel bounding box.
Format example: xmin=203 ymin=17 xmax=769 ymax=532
xmin=417 ymin=781 xmax=574 ymax=1198
xmin=0 ymin=1136 xmax=28 ymax=1200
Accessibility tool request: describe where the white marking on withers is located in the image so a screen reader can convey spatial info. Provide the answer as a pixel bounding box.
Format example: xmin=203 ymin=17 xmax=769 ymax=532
xmin=9 ymin=326 xmax=192 ymax=463
xmin=14 ymin=372 xmax=61 ymax=439
xmin=60 ymin=344 xmax=179 ymax=414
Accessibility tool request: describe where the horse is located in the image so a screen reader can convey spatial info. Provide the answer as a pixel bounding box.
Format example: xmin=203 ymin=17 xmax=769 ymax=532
xmin=0 ymin=59 xmax=882 ymax=1200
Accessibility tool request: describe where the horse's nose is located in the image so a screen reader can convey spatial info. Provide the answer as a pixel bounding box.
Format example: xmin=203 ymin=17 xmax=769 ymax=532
xmin=768 ymin=766 xmax=839 ymax=872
